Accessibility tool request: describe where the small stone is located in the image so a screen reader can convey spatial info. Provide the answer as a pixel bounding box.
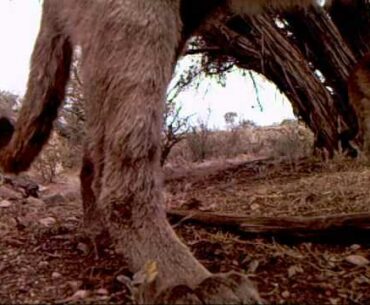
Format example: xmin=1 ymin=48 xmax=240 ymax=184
xmin=96 ymin=288 xmax=108 ymax=295
xmin=52 ymin=271 xmax=62 ymax=279
xmin=39 ymin=217 xmax=56 ymax=227
xmin=329 ymin=298 xmax=340 ymax=305
xmin=281 ymin=291 xmax=290 ymax=298
xmin=38 ymin=185 xmax=48 ymax=192
xmin=70 ymin=289 xmax=89 ymax=301
xmin=77 ymin=242 xmax=90 ymax=256
xmin=67 ymin=280 xmax=83 ymax=291
xmin=38 ymin=261 xmax=49 ymax=268
xmin=0 ymin=200 xmax=12 ymax=208
xmin=248 ymin=260 xmax=259 ymax=273
xmin=98 ymin=295 xmax=109 ymax=301
xmin=350 ymin=244 xmax=361 ymax=251
xmin=288 ymin=265 xmax=303 ymax=278
xmin=345 ymin=255 xmax=369 ymax=267
xmin=116 ymin=274 xmax=132 ymax=287
xmin=250 ymin=203 xmax=260 ymax=211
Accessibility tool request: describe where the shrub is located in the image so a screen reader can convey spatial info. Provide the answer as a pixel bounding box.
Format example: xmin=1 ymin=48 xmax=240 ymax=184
xmin=32 ymin=134 xmax=63 ymax=183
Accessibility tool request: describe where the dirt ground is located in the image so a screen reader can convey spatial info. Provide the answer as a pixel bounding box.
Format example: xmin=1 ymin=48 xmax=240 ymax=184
xmin=0 ymin=157 xmax=369 ymax=304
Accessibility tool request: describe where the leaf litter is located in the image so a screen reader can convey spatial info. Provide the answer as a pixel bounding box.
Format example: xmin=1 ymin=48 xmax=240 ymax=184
xmin=0 ymin=157 xmax=369 ymax=304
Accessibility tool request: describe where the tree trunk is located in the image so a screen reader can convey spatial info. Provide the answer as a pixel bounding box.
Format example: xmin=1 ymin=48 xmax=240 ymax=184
xmin=197 ymin=4 xmax=370 ymax=155
xmin=201 ymin=12 xmax=341 ymax=154
xmin=329 ymin=0 xmax=370 ymax=58
xmin=283 ymin=7 xmax=359 ymax=151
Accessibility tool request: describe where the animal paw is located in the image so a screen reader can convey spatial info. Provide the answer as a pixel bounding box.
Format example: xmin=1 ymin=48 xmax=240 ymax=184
xmin=155 ymin=271 xmax=262 ymax=304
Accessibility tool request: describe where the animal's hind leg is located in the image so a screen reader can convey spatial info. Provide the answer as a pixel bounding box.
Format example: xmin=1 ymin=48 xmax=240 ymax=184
xmin=79 ymin=67 xmax=111 ymax=255
xmin=79 ymin=143 xmax=110 ymax=256
xmin=80 ymin=148 xmax=96 ymax=227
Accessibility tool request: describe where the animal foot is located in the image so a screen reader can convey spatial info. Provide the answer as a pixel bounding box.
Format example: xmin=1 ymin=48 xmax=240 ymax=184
xmin=155 ymin=271 xmax=262 ymax=304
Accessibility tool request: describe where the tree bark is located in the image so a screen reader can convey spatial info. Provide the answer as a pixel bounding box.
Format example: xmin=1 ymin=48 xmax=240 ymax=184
xmin=329 ymin=0 xmax=370 ymax=58
xmin=196 ymin=4 xmax=370 ymax=155
xmin=168 ymin=209 xmax=370 ymax=240
xmin=201 ymin=12 xmax=341 ymax=154
xmin=283 ymin=7 xmax=359 ymax=149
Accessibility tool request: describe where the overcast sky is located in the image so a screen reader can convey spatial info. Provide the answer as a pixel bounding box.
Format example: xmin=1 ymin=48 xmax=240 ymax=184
xmin=0 ymin=0 xmax=295 ymax=128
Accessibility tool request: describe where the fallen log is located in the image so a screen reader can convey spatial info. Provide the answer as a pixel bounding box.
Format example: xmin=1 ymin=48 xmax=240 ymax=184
xmin=168 ymin=209 xmax=370 ymax=241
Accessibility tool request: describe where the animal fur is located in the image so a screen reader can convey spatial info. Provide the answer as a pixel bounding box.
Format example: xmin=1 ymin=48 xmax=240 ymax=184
xmin=0 ymin=0 xmax=318 ymax=302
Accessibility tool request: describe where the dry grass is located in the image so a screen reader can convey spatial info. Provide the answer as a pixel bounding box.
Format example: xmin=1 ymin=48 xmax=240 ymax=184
xmin=167 ymin=157 xmax=370 ymax=304
xmin=167 ymin=120 xmax=314 ymax=166
xmin=167 ymin=157 xmax=370 ymax=217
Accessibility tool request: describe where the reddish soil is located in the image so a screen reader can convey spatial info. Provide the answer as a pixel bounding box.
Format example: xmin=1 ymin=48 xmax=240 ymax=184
xmin=0 ymin=157 xmax=369 ymax=304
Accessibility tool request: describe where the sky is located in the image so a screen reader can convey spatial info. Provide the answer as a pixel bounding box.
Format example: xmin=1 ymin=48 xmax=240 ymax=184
xmin=0 ymin=0 xmax=295 ymax=128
